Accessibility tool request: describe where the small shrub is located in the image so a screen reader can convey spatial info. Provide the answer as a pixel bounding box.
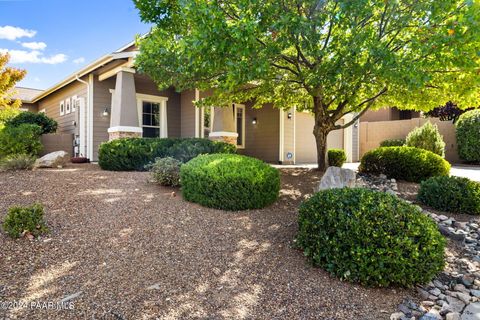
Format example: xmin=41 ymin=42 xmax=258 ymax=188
xmin=98 ymin=137 xmax=236 ymax=171
xmin=328 ymin=149 xmax=346 ymax=167
xmin=181 ymin=154 xmax=280 ymax=210
xmin=6 ymin=111 xmax=57 ymax=134
xmin=418 ymin=176 xmax=480 ymax=215
xmin=296 ymin=188 xmax=446 ymax=287
xmin=405 ymin=122 xmax=446 ymax=157
xmin=380 ymin=139 xmax=405 ymax=147
xmin=0 ymin=124 xmax=42 ymax=158
xmin=2 ymin=204 xmax=48 ymax=238
xmin=0 ymin=154 xmax=36 ymax=171
xmin=148 ymin=157 xmax=182 ymax=187
xmin=456 ymin=109 xmax=480 ymax=163
xmin=359 ymin=146 xmax=450 ymax=183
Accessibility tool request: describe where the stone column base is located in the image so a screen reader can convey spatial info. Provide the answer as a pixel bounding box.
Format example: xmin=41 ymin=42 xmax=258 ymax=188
xmin=209 ymin=131 xmax=238 ymax=145
xmin=107 ymin=126 xmax=143 ymax=141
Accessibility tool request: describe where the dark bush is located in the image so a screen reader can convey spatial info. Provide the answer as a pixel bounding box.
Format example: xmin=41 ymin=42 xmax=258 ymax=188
xmin=181 ymin=154 xmax=280 ymax=210
xmin=0 ymin=124 xmax=42 ymax=158
xmin=456 ymin=109 xmax=480 ymax=163
xmin=359 ymin=146 xmax=450 ymax=183
xmin=6 ymin=111 xmax=57 ymax=134
xmin=148 ymin=157 xmax=182 ymax=187
xmin=328 ymin=149 xmax=346 ymax=167
xmin=296 ymin=188 xmax=446 ymax=287
xmin=166 ymin=138 xmax=236 ymax=163
xmin=418 ymin=176 xmax=480 ymax=215
xmin=98 ymin=137 xmax=235 ymax=171
xmin=379 ymin=139 xmax=405 ymax=147
xmin=2 ymin=203 xmax=48 ymax=238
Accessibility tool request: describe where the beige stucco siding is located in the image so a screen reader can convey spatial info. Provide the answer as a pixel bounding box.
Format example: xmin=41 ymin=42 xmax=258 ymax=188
xmin=294 ymin=112 xmax=344 ymax=164
xmin=239 ymin=103 xmax=280 ymax=163
xmin=37 ymin=78 xmax=87 ymax=136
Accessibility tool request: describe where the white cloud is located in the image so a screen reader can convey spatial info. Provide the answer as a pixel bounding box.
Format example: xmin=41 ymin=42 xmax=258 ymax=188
xmin=21 ymin=41 xmax=47 ymax=50
xmin=73 ymin=57 xmax=85 ymax=64
xmin=0 ymin=26 xmax=36 ymax=41
xmin=0 ymin=49 xmax=67 ymax=64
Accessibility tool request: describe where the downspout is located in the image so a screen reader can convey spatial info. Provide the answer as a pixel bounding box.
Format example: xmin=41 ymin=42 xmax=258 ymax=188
xmin=75 ymin=75 xmax=90 ymax=159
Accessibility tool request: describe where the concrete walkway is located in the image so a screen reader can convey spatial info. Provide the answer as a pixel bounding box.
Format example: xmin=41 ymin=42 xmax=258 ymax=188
xmin=274 ymin=163 xmax=480 ymax=182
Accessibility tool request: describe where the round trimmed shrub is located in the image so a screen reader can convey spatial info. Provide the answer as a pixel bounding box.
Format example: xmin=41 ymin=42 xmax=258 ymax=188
xmin=180 ymin=154 xmax=280 ymax=210
xmin=456 ymin=109 xmax=480 ymax=163
xmin=406 ymin=122 xmax=446 ymax=157
xmin=327 ymin=149 xmax=346 ymax=167
xmin=296 ymin=188 xmax=446 ymax=287
xmin=359 ymin=146 xmax=450 ymax=183
xmin=380 ymin=139 xmax=405 ymax=147
xmin=148 ymin=157 xmax=182 ymax=187
xmin=418 ymin=176 xmax=480 ymax=215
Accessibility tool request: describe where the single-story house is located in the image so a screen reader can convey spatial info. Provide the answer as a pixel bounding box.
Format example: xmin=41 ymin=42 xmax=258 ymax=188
xmin=15 ymin=39 xmax=360 ymax=164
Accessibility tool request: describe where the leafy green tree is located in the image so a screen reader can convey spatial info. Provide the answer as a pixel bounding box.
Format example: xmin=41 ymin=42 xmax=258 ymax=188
xmin=0 ymin=54 xmax=26 ymax=127
xmin=134 ymin=0 xmax=480 ymax=170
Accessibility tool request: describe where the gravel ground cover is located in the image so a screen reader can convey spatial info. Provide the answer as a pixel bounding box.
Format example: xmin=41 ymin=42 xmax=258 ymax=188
xmin=0 ymin=165 xmax=408 ymax=319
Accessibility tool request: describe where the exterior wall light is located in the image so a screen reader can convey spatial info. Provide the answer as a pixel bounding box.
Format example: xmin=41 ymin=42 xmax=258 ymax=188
xmin=252 ymin=117 xmax=257 ymax=125
xmin=102 ymin=107 xmax=110 ymax=117
xmin=287 ymin=112 xmax=292 ymax=119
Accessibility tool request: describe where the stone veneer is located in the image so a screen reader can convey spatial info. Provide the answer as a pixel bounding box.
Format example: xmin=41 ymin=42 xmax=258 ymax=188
xmin=108 ymin=131 xmax=142 ymax=141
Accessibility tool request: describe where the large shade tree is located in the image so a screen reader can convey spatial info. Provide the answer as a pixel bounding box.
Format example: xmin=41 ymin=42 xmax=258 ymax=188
xmin=134 ymin=0 xmax=480 ymax=170
xmin=0 ymin=53 xmax=26 ymax=126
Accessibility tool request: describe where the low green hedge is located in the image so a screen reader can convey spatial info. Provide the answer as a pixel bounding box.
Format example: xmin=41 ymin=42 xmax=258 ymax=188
xmin=98 ymin=137 xmax=236 ymax=171
xmin=296 ymin=188 xmax=446 ymax=287
xmin=328 ymin=149 xmax=346 ymax=167
xmin=418 ymin=176 xmax=480 ymax=215
xmin=180 ymin=154 xmax=280 ymax=210
xmin=359 ymin=146 xmax=450 ymax=182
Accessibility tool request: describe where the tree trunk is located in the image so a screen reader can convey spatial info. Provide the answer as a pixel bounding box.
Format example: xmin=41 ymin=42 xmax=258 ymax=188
xmin=312 ymin=96 xmax=332 ymax=172
xmin=313 ymin=126 xmax=329 ymax=171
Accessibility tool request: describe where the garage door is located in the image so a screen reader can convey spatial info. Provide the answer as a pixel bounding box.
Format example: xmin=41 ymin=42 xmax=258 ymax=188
xmin=295 ymin=112 xmax=344 ymax=164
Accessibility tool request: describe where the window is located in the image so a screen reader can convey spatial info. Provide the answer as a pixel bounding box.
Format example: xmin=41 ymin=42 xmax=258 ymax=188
xmin=65 ymin=98 xmax=71 ymax=114
xmin=72 ymin=96 xmax=78 ymax=112
xmin=39 ymin=109 xmax=46 ymax=113
xmin=136 ymin=94 xmax=168 ymax=138
xmin=233 ymin=104 xmax=245 ymax=148
xmin=60 ymin=100 xmax=65 ymax=116
xmin=142 ymin=101 xmax=161 ymax=138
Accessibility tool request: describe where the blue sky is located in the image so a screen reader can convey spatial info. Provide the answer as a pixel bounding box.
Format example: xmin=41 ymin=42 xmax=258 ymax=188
xmin=0 ymin=0 xmax=151 ymax=89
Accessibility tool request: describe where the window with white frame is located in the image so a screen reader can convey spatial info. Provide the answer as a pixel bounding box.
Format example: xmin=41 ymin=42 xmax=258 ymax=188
xmin=65 ymin=98 xmax=71 ymax=114
xmin=60 ymin=100 xmax=65 ymax=116
xmin=136 ymin=94 xmax=168 ymax=138
xmin=72 ymin=96 xmax=78 ymax=112
xmin=233 ymin=103 xmax=245 ymax=148
xmin=39 ymin=109 xmax=46 ymax=113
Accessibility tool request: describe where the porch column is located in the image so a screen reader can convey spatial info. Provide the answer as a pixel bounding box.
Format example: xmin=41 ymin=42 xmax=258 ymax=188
xmin=209 ymin=106 xmax=238 ymax=145
xmin=107 ymin=68 xmax=142 ymax=140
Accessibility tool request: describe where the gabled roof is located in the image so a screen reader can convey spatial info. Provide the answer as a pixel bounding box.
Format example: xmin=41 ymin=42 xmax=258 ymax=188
xmin=11 ymin=87 xmax=44 ymax=103
xmin=31 ymin=39 xmax=139 ymax=103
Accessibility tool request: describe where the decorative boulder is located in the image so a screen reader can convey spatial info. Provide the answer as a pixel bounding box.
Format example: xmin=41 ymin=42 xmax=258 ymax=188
xmin=34 ymin=151 xmax=69 ymax=168
xmin=316 ymin=166 xmax=356 ymax=191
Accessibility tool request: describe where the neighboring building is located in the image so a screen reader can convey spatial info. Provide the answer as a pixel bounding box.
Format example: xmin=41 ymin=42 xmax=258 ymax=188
xmin=17 ymin=40 xmax=359 ymax=164
xmin=10 ymin=87 xmax=43 ymax=112
xmin=361 ymin=107 xmax=421 ymax=122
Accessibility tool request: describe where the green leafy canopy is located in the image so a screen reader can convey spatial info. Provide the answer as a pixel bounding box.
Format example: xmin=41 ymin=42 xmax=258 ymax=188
xmin=134 ymin=0 xmax=480 ymax=114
